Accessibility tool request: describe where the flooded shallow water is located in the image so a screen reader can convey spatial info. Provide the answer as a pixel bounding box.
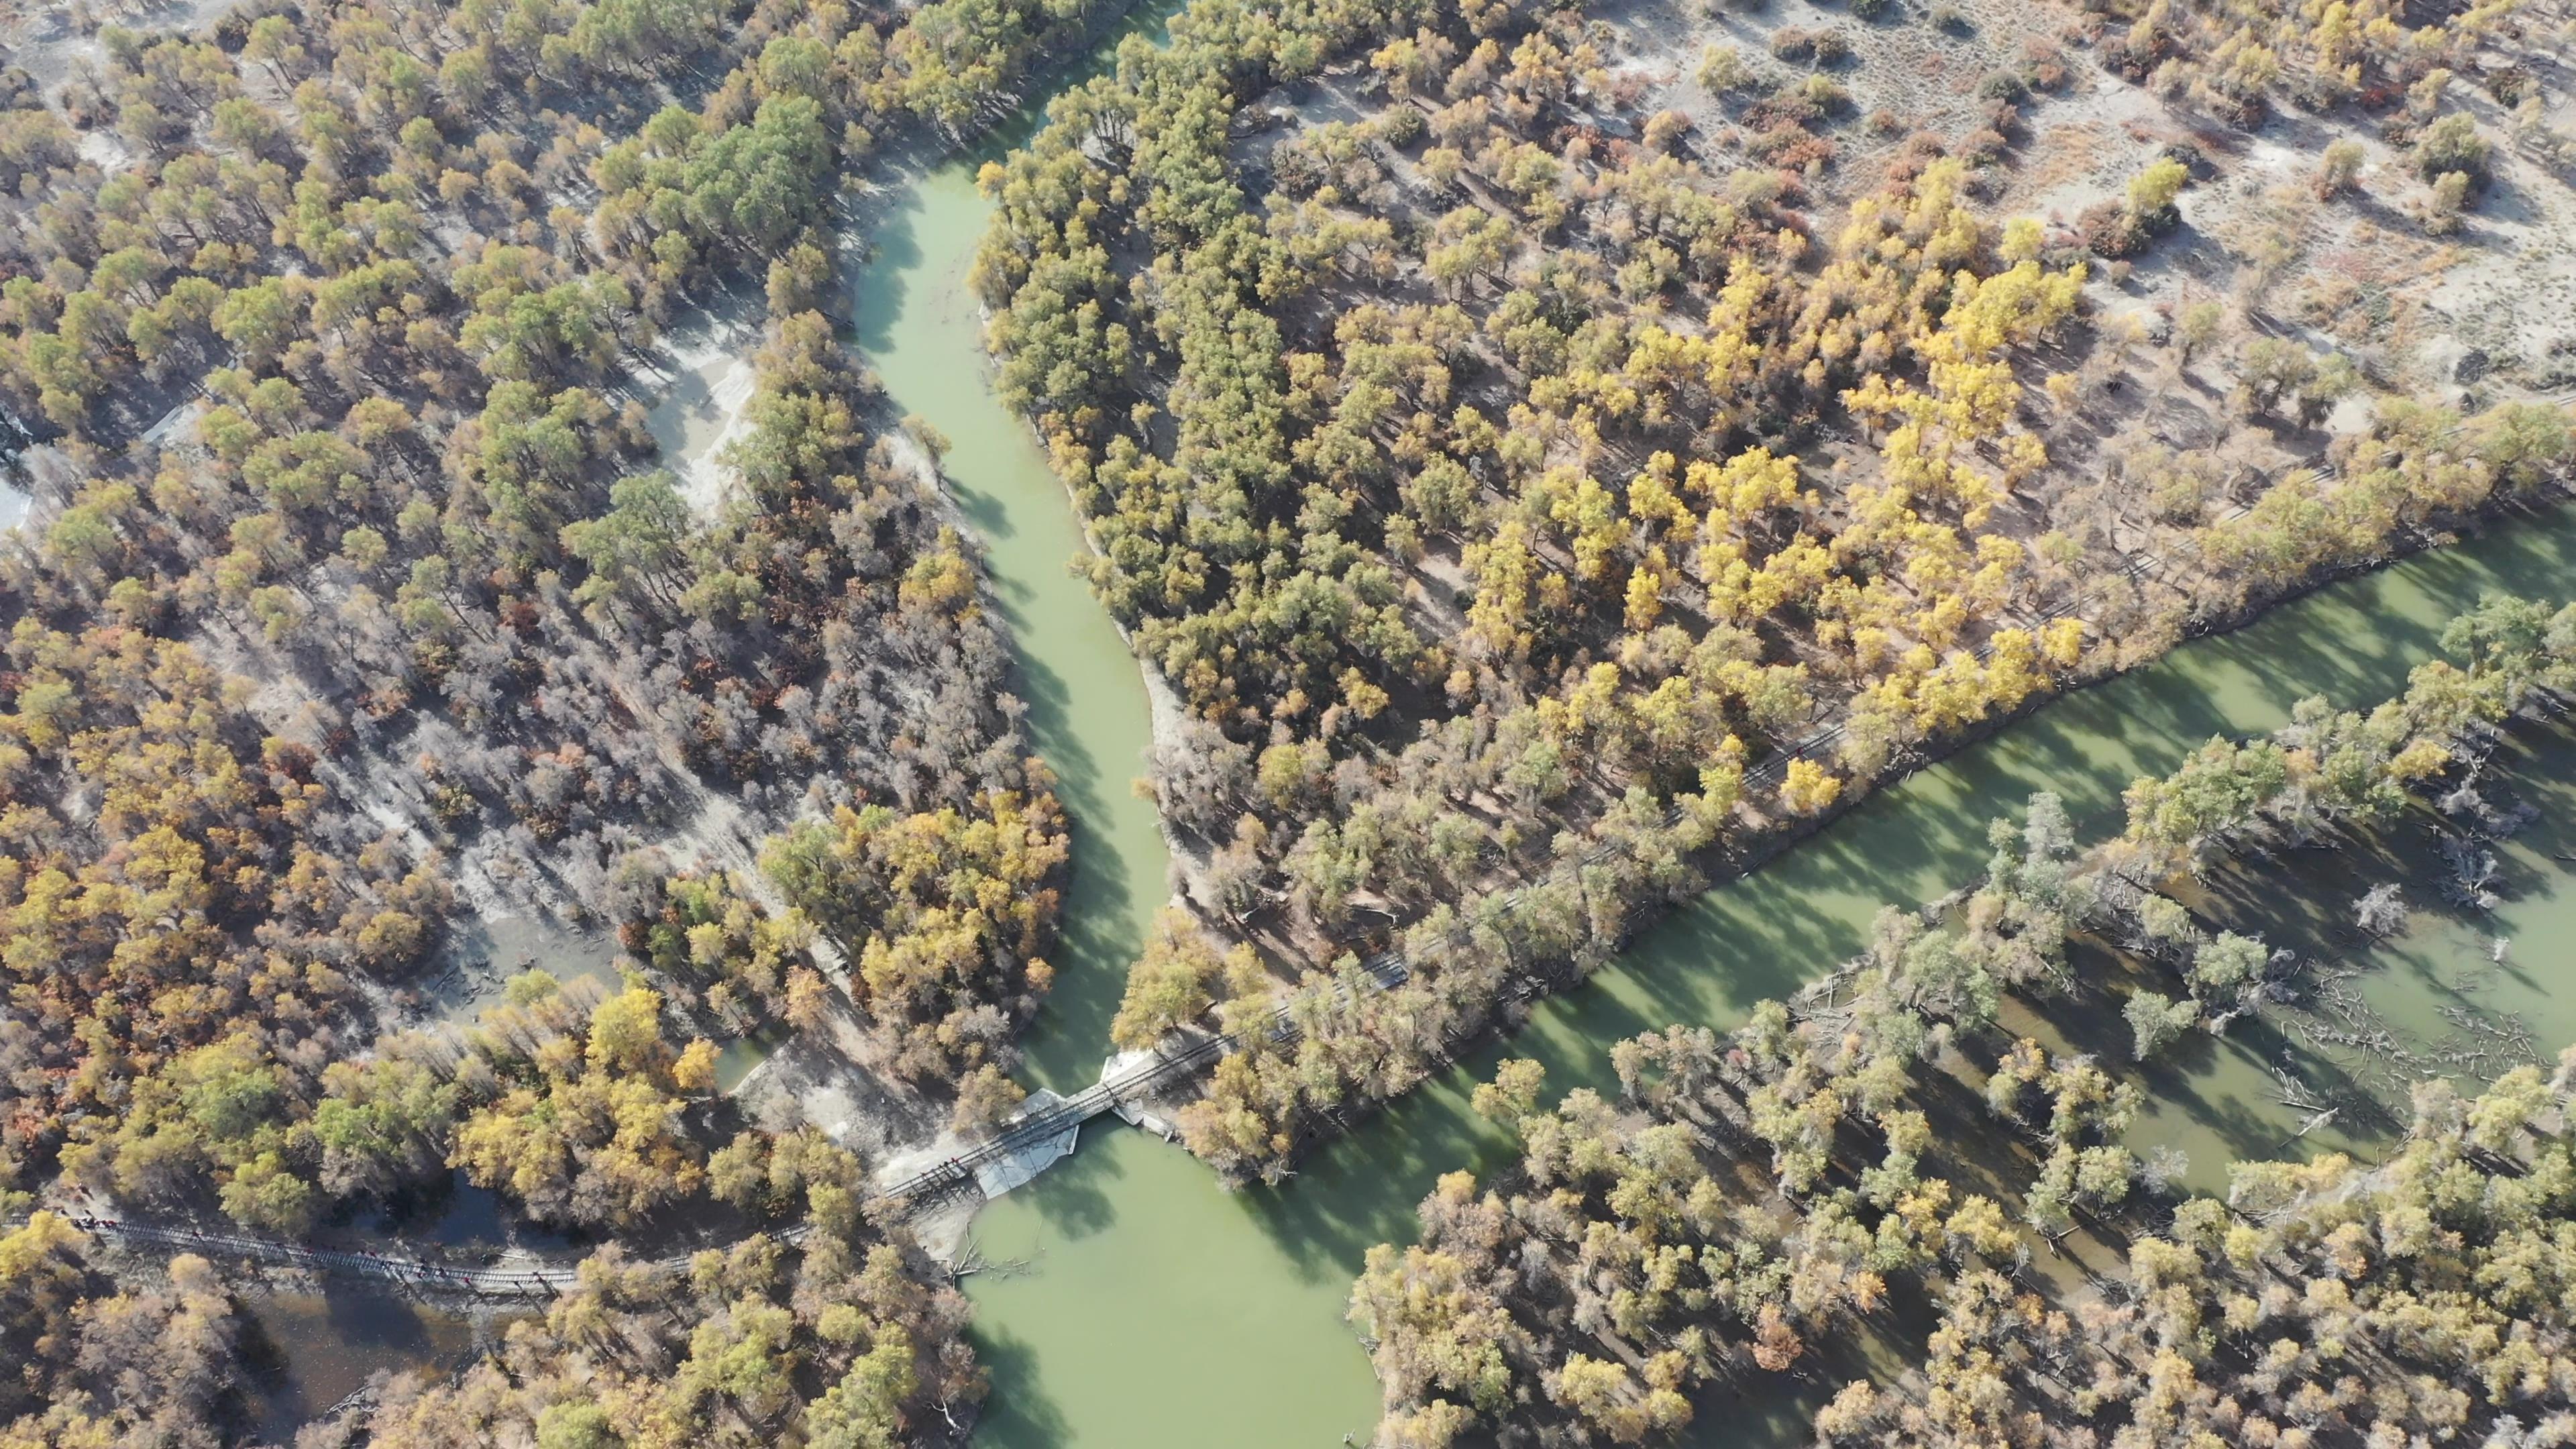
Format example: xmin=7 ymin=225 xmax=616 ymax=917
xmin=242 ymin=1285 xmax=500 ymax=1442
xmin=2081 ymin=716 xmax=2576 ymax=1193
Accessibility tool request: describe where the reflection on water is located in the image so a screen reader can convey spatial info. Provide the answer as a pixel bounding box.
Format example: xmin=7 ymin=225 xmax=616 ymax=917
xmin=716 ymin=1021 xmax=790 ymax=1093
xmin=249 ymin=1171 xmax=564 ymax=1440
xmin=355 ymin=1167 xmax=583 ymax=1256
xmin=244 ymin=1284 xmax=502 ymax=1442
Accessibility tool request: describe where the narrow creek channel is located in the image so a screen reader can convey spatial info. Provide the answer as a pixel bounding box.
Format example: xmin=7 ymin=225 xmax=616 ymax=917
xmin=837 ymin=46 xmax=2576 ymax=1432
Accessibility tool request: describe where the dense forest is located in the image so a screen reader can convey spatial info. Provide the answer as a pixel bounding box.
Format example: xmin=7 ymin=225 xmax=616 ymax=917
xmin=0 ymin=0 xmax=1123 ymax=1207
xmin=5 ymin=978 xmax=984 ymax=1446
xmin=973 ymin=0 xmax=2576 ymax=1177
xmin=3 ymin=0 xmax=2575 ymax=1435
xmin=1348 ymin=594 xmax=2576 ymax=1446
xmin=0 ymin=0 xmax=1139 ymax=1436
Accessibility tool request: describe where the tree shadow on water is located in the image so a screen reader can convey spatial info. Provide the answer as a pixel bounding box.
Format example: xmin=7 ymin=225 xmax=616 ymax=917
xmin=1008 ymin=649 xmax=1110 ymax=811
xmin=1010 ymin=1128 xmax=1127 ymax=1241
xmin=1226 ymin=511 xmax=2576 ymax=1299
xmin=845 ymin=195 xmax=927 ymax=360
xmin=965 ymin=1322 xmax=1077 ymax=1449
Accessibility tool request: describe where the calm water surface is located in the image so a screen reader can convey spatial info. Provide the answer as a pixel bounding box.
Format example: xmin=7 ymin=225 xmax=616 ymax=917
xmin=244 ymin=1286 xmax=495 ymax=1441
xmin=843 ymin=10 xmax=1389 ymax=1441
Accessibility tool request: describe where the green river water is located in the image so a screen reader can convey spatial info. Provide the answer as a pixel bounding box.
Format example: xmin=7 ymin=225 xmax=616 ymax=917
xmin=825 ymin=17 xmax=2576 ymax=1441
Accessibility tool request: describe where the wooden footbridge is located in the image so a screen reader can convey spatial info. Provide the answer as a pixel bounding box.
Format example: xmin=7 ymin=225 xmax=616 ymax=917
xmin=871 ymin=947 xmax=1413 ymax=1203
xmin=32 ymin=963 xmax=1409 ymax=1303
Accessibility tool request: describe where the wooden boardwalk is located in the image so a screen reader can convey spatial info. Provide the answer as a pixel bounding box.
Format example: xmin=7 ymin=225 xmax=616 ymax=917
xmin=30 ymin=981 xmax=1392 ymax=1301
xmin=56 ymin=1217 xmax=590 ymax=1299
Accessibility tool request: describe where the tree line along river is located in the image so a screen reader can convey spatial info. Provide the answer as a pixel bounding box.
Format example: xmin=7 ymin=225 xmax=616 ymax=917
xmin=242 ymin=2 xmax=2576 ymax=1437
xmin=835 ymin=10 xmax=2576 ymax=1445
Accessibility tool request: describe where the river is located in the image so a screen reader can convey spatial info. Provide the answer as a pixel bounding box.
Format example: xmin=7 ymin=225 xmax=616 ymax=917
xmin=844 ymin=48 xmax=1184 ymax=1095
xmin=837 ymin=7 xmax=1393 ymax=1441
xmin=827 ymin=13 xmax=2576 ymax=1440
